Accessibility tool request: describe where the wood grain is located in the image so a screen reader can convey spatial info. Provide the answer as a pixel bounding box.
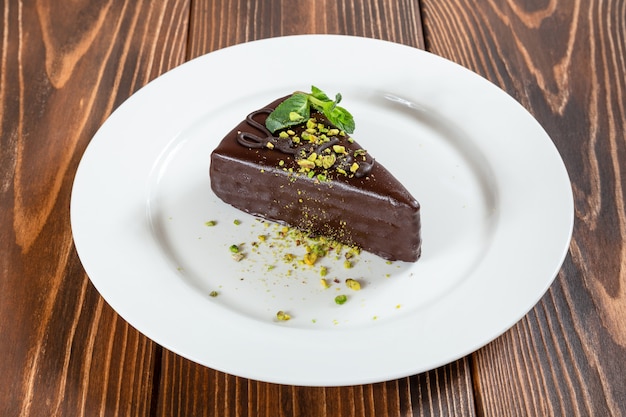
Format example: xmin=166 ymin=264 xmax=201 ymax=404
xmin=421 ymin=0 xmax=626 ymax=415
xmin=187 ymin=0 xmax=424 ymax=59
xmin=154 ymin=352 xmax=476 ymax=417
xmin=1 ymin=0 xmax=190 ymax=415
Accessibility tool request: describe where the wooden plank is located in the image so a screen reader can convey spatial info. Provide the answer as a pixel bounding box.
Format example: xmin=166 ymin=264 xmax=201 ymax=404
xmin=0 ymin=0 xmax=190 ymax=415
xmin=186 ymin=0 xmax=424 ymax=59
xmin=155 ymin=0 xmax=477 ymax=416
xmin=420 ymin=0 xmax=626 ymax=415
xmin=155 ymin=352 xmax=476 ymax=417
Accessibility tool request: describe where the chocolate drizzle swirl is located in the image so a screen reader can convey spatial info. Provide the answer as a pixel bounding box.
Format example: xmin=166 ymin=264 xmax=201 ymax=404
xmin=236 ymin=109 xmax=298 ymax=155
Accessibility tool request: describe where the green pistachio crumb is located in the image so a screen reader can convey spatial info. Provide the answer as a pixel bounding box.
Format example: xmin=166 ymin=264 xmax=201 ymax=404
xmin=209 ymin=291 xmax=219 ymax=297
xmin=233 ymin=219 xmax=242 ymax=225
xmin=289 ymin=111 xmax=304 ymax=122
xmin=335 ymin=294 xmax=348 ymax=305
xmin=229 ymin=244 xmax=240 ymax=253
xmin=321 ymin=154 xmax=336 ymax=169
xmin=204 ymin=220 xmax=217 ymax=227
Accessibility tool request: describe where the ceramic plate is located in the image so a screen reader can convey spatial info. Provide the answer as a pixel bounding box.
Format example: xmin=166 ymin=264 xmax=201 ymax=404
xmin=71 ymin=35 xmax=573 ymax=386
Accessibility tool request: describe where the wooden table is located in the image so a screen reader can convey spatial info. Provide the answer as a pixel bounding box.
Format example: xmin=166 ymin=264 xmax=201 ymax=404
xmin=2 ymin=1 xmax=625 ymax=415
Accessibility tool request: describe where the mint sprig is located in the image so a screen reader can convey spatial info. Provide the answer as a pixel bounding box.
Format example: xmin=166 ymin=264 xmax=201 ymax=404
xmin=265 ymin=86 xmax=355 ymax=134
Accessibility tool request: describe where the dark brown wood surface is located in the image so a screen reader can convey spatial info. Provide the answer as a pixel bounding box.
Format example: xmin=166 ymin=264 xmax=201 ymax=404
xmin=1 ymin=0 xmax=624 ymax=416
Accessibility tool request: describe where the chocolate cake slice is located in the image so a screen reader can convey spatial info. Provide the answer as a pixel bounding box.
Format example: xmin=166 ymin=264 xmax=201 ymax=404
xmin=210 ymin=94 xmax=421 ymax=262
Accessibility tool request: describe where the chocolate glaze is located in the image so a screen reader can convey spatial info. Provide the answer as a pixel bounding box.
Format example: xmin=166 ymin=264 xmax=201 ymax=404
xmin=210 ymin=96 xmax=421 ymax=262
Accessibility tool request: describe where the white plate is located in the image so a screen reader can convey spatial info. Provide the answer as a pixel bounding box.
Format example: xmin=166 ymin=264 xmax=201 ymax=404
xmin=71 ymin=35 xmax=573 ymax=386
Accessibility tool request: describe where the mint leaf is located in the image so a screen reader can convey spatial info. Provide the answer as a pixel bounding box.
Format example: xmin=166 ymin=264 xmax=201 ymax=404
xmin=265 ymin=87 xmax=355 ymax=134
xmin=326 ymin=105 xmax=355 ymax=133
xmin=265 ymin=93 xmax=310 ymax=133
xmin=310 ymin=85 xmax=331 ymax=102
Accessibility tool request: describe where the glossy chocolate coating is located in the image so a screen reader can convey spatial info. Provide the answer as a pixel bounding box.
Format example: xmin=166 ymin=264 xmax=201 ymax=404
xmin=210 ymin=97 xmax=421 ymax=262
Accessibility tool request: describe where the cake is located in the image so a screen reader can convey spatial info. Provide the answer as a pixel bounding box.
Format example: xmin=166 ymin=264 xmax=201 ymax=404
xmin=210 ymin=88 xmax=421 ymax=262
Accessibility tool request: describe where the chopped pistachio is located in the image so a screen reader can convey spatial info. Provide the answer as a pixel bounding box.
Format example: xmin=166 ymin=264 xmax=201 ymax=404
xmin=332 ymin=145 xmax=346 ymax=154
xmin=345 ymin=278 xmax=361 ymax=291
xmin=297 ymin=159 xmax=316 ymax=170
xmin=320 ymin=266 xmax=328 ymax=277
xmin=276 ymin=310 xmax=291 ymax=321
xmin=289 ymin=111 xmax=304 ymax=122
xmin=204 ymin=220 xmax=217 ymax=227
xmin=320 ymin=278 xmax=330 ymax=288
xmin=278 ymin=131 xmax=289 ymax=139
xmin=303 ymin=252 xmax=318 ymax=266
xmin=266 ymin=142 xmax=274 ymax=149
xmin=209 ymin=291 xmax=219 ymax=297
xmin=229 ymin=244 xmax=240 ymax=253
xmin=233 ymin=219 xmax=242 ymax=225
xmin=321 ymin=154 xmax=336 ymax=169
xmin=335 ymin=294 xmax=348 ymax=305
xmin=350 ymin=162 xmax=359 ymax=173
